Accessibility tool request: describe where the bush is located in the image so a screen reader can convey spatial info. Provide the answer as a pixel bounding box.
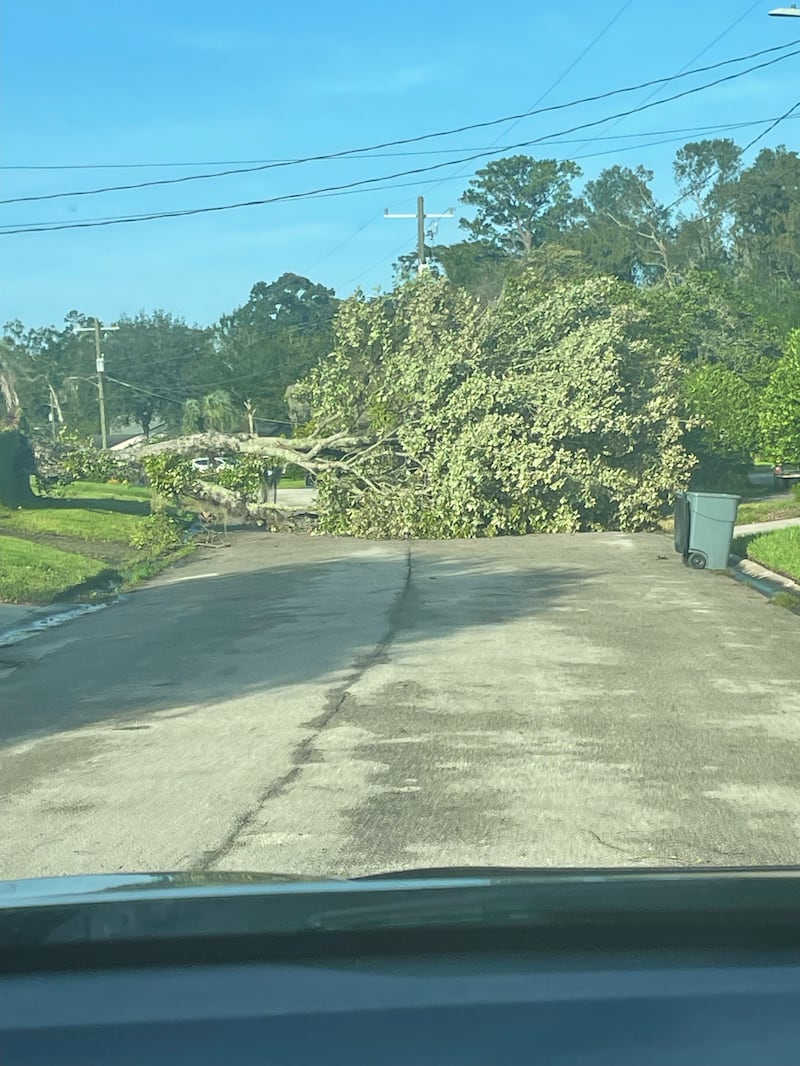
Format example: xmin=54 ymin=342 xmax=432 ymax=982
xmin=760 ymin=330 xmax=800 ymax=464
xmin=33 ymin=434 xmax=144 ymax=491
xmin=141 ymin=453 xmax=197 ymax=509
xmin=128 ymin=513 xmax=185 ymax=558
xmin=216 ymin=455 xmax=282 ymax=500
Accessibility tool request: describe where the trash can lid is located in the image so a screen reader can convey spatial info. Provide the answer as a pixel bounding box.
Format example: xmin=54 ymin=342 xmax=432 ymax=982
xmin=686 ymin=492 xmax=742 ymax=502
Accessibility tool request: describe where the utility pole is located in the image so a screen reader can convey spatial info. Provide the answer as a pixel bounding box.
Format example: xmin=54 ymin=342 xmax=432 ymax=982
xmin=76 ymin=318 xmax=119 ymax=449
xmin=47 ymin=381 xmax=64 ymax=440
xmin=385 ymin=196 xmax=454 ymax=273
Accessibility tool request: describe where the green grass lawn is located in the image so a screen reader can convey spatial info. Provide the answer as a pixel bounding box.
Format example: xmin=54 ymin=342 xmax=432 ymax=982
xmin=746 ymin=526 xmax=800 ymax=584
xmin=0 ymin=480 xmax=193 ymax=605
xmin=736 ymin=495 xmax=800 ymax=525
xmin=0 ymin=535 xmax=111 ymax=604
xmin=61 ymin=480 xmax=152 ymax=502
xmin=0 ymin=503 xmax=144 ymax=542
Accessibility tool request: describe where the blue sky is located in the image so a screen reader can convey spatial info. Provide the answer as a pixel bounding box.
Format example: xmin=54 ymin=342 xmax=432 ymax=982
xmin=2 ymin=0 xmax=799 ymax=329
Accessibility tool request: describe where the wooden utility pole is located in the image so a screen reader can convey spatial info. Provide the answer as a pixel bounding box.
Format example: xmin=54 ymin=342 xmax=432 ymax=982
xmin=244 ymin=399 xmax=256 ymax=437
xmin=385 ymin=196 xmax=454 ymax=272
xmin=47 ymin=381 xmax=64 ymax=440
xmin=76 ymin=318 xmax=119 ymax=448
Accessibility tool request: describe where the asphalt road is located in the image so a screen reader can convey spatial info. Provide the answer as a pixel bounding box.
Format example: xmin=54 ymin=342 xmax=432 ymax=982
xmin=0 ymin=530 xmax=798 ymax=881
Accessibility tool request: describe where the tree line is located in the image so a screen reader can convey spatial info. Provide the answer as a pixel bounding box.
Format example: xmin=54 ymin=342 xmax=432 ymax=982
xmin=2 ymin=137 xmax=799 ymax=532
xmin=1 ymin=273 xmax=338 ymax=442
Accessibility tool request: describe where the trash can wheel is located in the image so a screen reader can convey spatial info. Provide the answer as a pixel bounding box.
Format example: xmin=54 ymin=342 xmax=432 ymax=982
xmin=687 ymin=551 xmax=707 ymax=569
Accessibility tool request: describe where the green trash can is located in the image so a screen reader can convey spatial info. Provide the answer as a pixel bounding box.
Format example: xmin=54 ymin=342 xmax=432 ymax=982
xmin=674 ymin=491 xmax=740 ymax=570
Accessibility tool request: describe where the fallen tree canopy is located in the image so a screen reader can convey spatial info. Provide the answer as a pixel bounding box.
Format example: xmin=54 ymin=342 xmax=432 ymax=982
xmin=119 ymin=430 xmax=379 ymax=524
xmin=120 ymin=268 xmax=698 ymax=537
xmin=128 ymin=430 xmax=371 ymax=469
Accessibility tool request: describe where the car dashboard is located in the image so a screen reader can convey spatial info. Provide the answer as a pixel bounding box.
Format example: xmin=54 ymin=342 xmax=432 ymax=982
xmin=2 ymin=867 xmax=800 ymax=1064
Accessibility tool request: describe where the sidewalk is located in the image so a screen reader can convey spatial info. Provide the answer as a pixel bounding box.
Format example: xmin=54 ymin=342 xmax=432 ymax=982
xmin=735 ymin=515 xmax=800 ymax=537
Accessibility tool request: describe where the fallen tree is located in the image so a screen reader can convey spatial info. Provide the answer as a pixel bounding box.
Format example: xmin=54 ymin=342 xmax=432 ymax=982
xmin=118 ymin=430 xmax=382 ymax=526
xmin=119 ymin=267 xmax=697 ymax=538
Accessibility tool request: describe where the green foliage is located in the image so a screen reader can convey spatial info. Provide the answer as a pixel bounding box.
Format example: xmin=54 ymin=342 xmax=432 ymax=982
xmin=301 ymin=271 xmax=694 ymax=538
xmin=102 ymin=311 xmax=213 ymax=436
xmin=0 ymin=428 xmax=36 ymax=507
xmin=760 ymin=330 xmax=800 ymax=464
xmin=747 ymin=525 xmax=800 ymax=583
xmin=141 ymin=452 xmax=197 ymax=508
xmin=0 ymin=339 xmax=21 ymax=422
xmin=128 ymin=512 xmax=185 ymax=558
xmin=460 ymin=155 xmax=582 ymax=256
xmin=639 ymin=272 xmax=781 ymax=388
xmin=54 ymin=432 xmax=139 ymax=484
xmin=216 ymin=455 xmax=281 ymax=500
xmin=730 ymin=147 xmax=800 ymax=288
xmin=181 ymin=390 xmax=238 ymax=434
xmin=684 ymin=365 xmax=759 ymax=457
xmin=432 ymin=241 xmax=517 ymax=302
xmin=209 ymin=273 xmax=337 ymax=428
xmin=567 ymin=164 xmax=672 ymax=284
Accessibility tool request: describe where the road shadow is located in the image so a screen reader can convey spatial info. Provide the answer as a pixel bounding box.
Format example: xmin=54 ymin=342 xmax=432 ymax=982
xmin=31 ymin=496 xmax=151 ymax=517
xmin=0 ymin=538 xmax=594 ymax=747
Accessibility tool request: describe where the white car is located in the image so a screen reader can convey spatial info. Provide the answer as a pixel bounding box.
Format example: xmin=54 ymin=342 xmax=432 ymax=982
xmin=191 ymin=456 xmax=230 ymax=473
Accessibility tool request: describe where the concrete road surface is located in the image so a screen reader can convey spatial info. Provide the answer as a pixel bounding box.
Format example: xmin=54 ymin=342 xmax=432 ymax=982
xmin=0 ymin=531 xmax=798 ymax=881
xmin=274 ymin=486 xmax=316 ymax=508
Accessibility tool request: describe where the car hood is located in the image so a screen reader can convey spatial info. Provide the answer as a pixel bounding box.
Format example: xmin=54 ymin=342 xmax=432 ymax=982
xmin=4 ymin=865 xmax=800 ymax=954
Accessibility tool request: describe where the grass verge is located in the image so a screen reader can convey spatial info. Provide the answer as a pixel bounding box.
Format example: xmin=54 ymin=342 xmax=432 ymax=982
xmin=735 ymin=494 xmax=800 ymax=525
xmin=746 ymin=526 xmax=800 ymax=584
xmin=60 ymin=480 xmax=153 ymax=502
xmin=0 ymin=536 xmax=112 ymax=604
xmin=1 ymin=481 xmax=195 ymax=605
xmin=0 ymin=504 xmax=144 ymax=542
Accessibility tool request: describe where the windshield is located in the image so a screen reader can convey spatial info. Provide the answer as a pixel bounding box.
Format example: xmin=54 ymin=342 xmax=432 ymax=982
xmin=1 ymin=0 xmax=799 ymax=886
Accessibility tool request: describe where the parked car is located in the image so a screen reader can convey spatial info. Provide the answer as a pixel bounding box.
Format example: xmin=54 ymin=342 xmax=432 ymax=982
xmin=191 ymin=456 xmax=231 ymax=473
xmin=773 ymin=463 xmax=800 ymax=490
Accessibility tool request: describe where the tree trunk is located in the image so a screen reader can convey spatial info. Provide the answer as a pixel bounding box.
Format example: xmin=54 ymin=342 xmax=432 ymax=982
xmin=0 ymin=429 xmax=37 ymax=507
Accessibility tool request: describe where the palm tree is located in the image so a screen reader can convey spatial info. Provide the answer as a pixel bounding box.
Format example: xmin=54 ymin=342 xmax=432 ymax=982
xmin=0 ymin=340 xmax=21 ymax=425
xmin=181 ymin=390 xmax=239 ymax=434
xmin=0 ymin=341 xmax=35 ymax=506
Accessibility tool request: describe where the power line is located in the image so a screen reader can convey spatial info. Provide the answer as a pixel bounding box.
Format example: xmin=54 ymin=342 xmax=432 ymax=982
xmin=417 ymin=0 xmax=637 ymax=210
xmin=3 ymin=47 xmax=798 ymax=238
xmin=296 ymin=112 xmax=800 ymax=278
xmin=340 ymin=236 xmax=416 ymax=290
xmin=106 ymin=375 xmax=295 ymax=425
xmin=4 ymin=115 xmax=784 ymax=176
xmin=663 ymin=96 xmax=800 ymax=215
xmin=570 ymin=0 xmax=766 ymax=155
xmin=492 ymin=0 xmax=636 ymax=145
xmin=5 ymin=114 xmax=800 ymax=238
xmin=1 ymin=39 xmax=797 ymax=208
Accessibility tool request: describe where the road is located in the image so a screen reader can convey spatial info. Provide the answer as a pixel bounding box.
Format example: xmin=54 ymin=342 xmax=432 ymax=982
xmin=0 ymin=530 xmax=798 ymax=881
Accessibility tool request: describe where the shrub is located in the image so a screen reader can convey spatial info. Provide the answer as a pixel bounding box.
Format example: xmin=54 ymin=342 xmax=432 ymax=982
xmin=128 ymin=513 xmax=184 ymax=557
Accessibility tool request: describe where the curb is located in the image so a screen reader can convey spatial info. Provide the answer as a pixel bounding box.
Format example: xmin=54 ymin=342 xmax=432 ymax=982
xmin=729 ymin=554 xmax=800 ymax=604
xmin=0 ymin=602 xmax=111 ymax=650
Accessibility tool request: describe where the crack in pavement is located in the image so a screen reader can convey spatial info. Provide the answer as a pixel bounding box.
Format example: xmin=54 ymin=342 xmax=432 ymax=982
xmin=195 ymin=544 xmax=414 ymax=871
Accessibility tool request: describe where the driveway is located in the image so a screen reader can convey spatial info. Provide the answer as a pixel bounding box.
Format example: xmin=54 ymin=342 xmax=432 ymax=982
xmin=0 ymin=530 xmax=797 ymax=881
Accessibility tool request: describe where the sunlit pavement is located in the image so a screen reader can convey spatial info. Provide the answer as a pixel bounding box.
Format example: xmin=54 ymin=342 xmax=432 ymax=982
xmin=0 ymin=530 xmax=798 ymax=881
